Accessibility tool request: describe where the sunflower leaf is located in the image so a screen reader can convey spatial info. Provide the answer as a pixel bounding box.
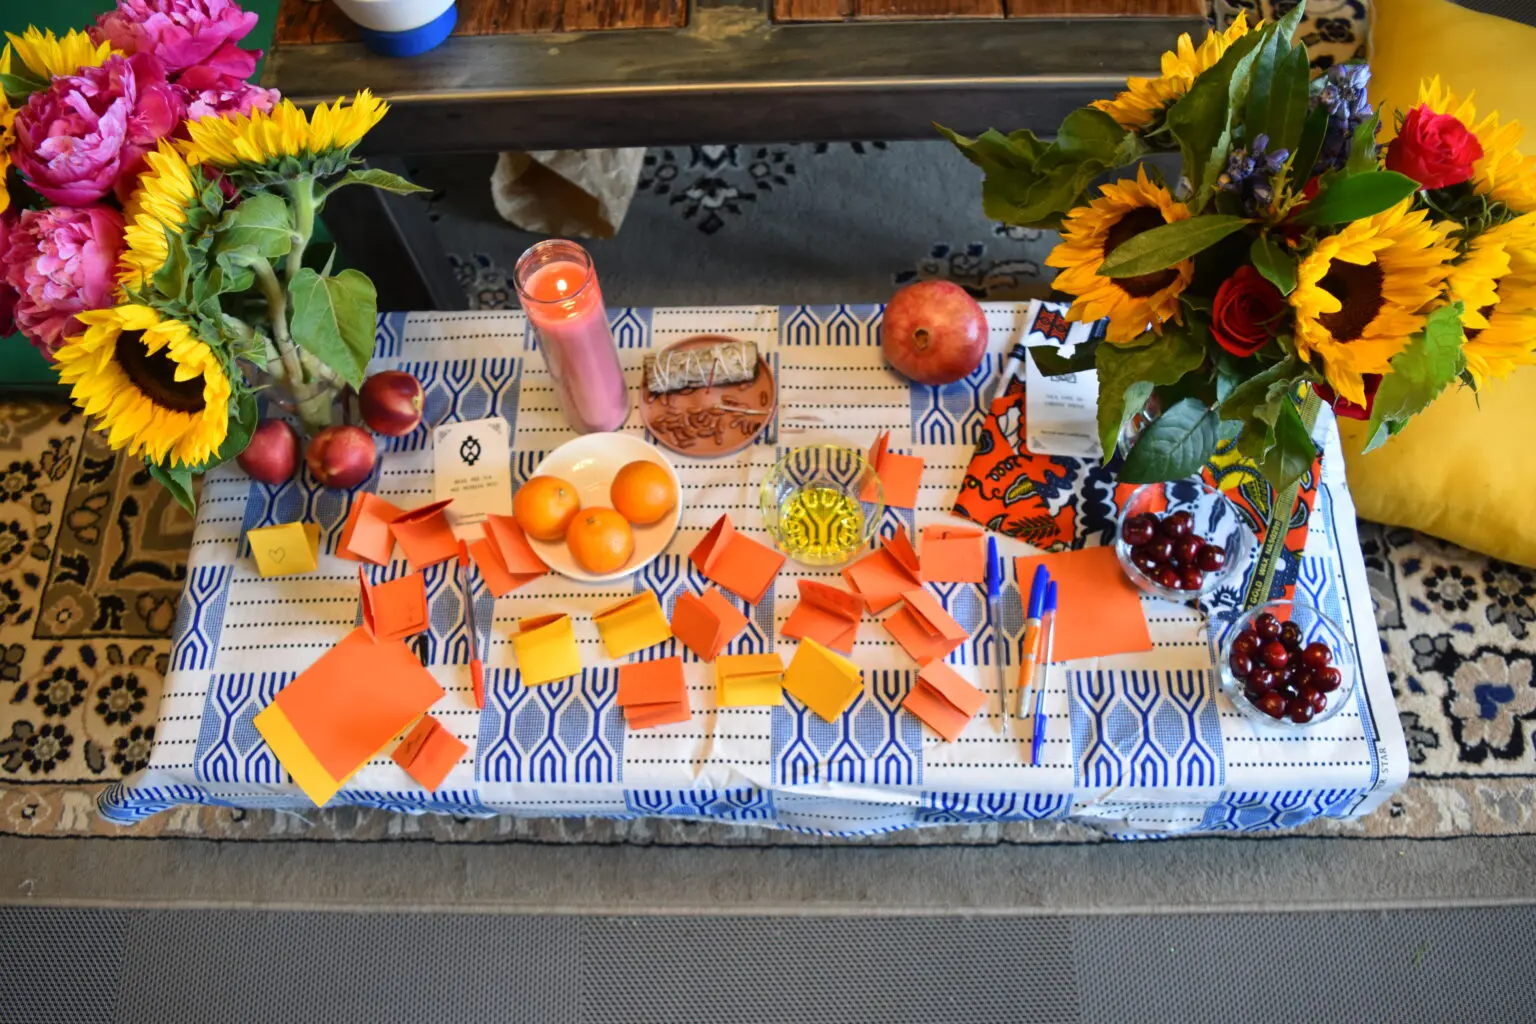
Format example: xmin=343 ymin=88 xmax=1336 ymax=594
xmin=288 ymin=268 xmax=378 ymax=389
xmin=210 ymin=391 xmax=260 ymax=468
xmin=1249 ymin=235 xmax=1298 ymax=294
xmin=146 ymin=461 xmax=196 ymax=515
xmin=1094 ymin=326 xmax=1207 ymax=456
xmin=0 ymin=70 xmax=46 ymax=103
xmin=1218 ymin=353 xmax=1301 ymax=425
xmin=151 ymin=229 xmax=194 ymax=304
xmin=1294 ymin=170 xmax=1420 ymax=224
xmin=1289 ymin=103 xmax=1332 ymax=185
xmin=1246 ymin=33 xmax=1311 ymax=157
xmin=936 ymin=124 xmax=1046 ymax=173
xmin=1120 ymin=398 xmax=1221 ymax=483
xmin=1260 ymin=395 xmax=1319 ymax=491
xmin=1363 ymin=302 xmax=1464 ymax=449
xmin=1345 ymin=111 xmax=1383 ymax=176
xmin=1099 ymin=215 xmax=1252 ymax=277
xmin=212 ymin=193 xmax=293 ymax=260
xmin=325 ymin=168 xmax=431 ymax=198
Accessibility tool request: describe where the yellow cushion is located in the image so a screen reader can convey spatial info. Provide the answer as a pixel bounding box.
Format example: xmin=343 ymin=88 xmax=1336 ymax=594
xmin=1337 ymin=0 xmax=1536 ymax=566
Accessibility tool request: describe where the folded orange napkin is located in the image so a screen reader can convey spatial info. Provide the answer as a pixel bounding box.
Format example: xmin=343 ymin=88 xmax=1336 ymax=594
xmin=617 ymin=655 xmax=690 ymax=729
xmin=671 ymin=587 xmax=749 ymax=662
xmin=842 ymin=526 xmax=922 ymax=613
xmin=919 ymin=523 xmax=985 ymax=584
xmin=781 ymin=579 xmax=864 ymax=654
xmin=883 ymin=588 xmax=968 ymax=665
xmin=903 ymin=660 xmax=987 ymax=741
xmin=392 ymin=715 xmax=468 ymax=791
xmin=860 ymin=431 xmax=924 ymax=510
xmin=338 ymin=494 xmax=404 ymax=564
xmin=689 ymin=514 xmax=786 ymax=605
xmin=391 ymin=499 xmax=459 ymax=571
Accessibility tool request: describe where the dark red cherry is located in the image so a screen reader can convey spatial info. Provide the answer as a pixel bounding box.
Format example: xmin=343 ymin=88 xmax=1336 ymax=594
xmin=1315 ymin=667 xmax=1342 ymax=692
xmin=1302 ymin=642 xmax=1332 ymax=669
xmin=1197 ymin=545 xmax=1227 ymax=572
xmin=1307 ymin=690 xmax=1329 ymax=713
xmin=1275 ymin=680 xmax=1300 ymax=701
xmin=1122 ymin=514 xmax=1157 ymax=547
xmin=1229 ymin=651 xmax=1253 ymax=678
xmin=1132 ymin=552 xmax=1160 ymax=576
xmin=1174 ymin=537 xmax=1204 ymax=567
xmin=1145 ymin=537 xmax=1175 ymax=563
xmin=1165 ymin=510 xmax=1195 ymax=538
xmin=1232 ymin=631 xmax=1259 ymax=657
xmin=1156 ymin=568 xmax=1182 ymax=590
xmin=1181 ymin=568 xmax=1207 ymax=591
xmin=1287 ymin=699 xmax=1314 ymax=724
xmin=1248 ymin=667 xmax=1276 ymax=692
xmin=1255 ymin=613 xmax=1282 ymax=640
xmin=1279 ymin=622 xmax=1304 ymax=648
xmin=1255 ymin=692 xmax=1287 ymax=719
xmin=1261 ymin=641 xmax=1290 ymax=670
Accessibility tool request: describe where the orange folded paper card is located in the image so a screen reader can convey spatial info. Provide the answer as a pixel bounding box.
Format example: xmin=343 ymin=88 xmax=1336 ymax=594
xmin=468 ymin=514 xmax=548 ymax=597
xmin=359 ymin=568 xmax=429 ymax=643
xmin=919 ymin=524 xmax=986 ymax=584
xmin=617 ymin=655 xmax=691 ymax=729
xmin=903 ymin=660 xmax=988 ymax=742
xmin=1014 ymin=546 xmax=1153 ymax=662
xmin=860 ymin=431 xmax=924 ymax=510
xmin=842 ymin=526 xmax=922 ymax=613
xmin=391 ymin=715 xmax=468 ymax=791
xmin=338 ymin=493 xmax=404 ymax=564
xmin=671 ymin=587 xmax=749 ymax=662
xmin=781 ymin=579 xmax=865 ymax=654
xmin=268 ymin=626 xmax=446 ymax=784
xmin=390 ymin=499 xmax=459 ymax=571
xmin=884 ymin=588 xmax=969 ymax=666
xmin=783 ymin=638 xmax=863 ymax=722
xmin=688 ymin=514 xmax=786 ymax=605
xmin=715 ymin=652 xmax=785 ymax=707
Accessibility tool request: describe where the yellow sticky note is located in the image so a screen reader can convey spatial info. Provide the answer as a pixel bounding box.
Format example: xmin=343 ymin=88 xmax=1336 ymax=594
xmin=512 ymin=614 xmax=582 ymax=686
xmin=248 ymin=522 xmax=320 ymax=578
xmin=783 ymin=638 xmax=863 ymax=722
xmin=254 ymin=701 xmax=366 ymax=806
xmin=593 ymin=592 xmax=673 ymax=659
xmin=715 ymin=652 xmax=784 ymax=708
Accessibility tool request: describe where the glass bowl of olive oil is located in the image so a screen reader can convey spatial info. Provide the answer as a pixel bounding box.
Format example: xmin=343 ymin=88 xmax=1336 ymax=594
xmin=759 ymin=444 xmax=883 ymax=566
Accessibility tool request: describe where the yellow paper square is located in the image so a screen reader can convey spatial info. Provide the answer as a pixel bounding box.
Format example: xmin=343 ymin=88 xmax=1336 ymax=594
xmin=254 ymin=701 xmax=369 ymax=807
xmin=248 ymin=522 xmax=321 ymax=578
xmin=783 ymin=638 xmax=863 ymax=722
xmin=512 ymin=614 xmax=582 ymax=686
xmin=715 ymin=653 xmax=784 ymax=708
xmin=593 ymin=592 xmax=673 ymax=659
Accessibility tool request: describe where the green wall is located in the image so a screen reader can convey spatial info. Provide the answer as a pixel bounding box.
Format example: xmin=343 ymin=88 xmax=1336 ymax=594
xmin=0 ymin=0 xmax=279 ymax=388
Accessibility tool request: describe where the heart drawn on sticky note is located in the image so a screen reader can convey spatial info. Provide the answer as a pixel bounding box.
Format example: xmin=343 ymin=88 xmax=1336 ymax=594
xmin=268 ymin=547 xmax=285 ymax=563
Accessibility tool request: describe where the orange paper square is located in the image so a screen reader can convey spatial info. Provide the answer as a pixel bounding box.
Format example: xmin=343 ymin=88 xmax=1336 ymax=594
xmin=883 ymin=588 xmax=968 ymax=665
xmin=781 ymin=579 xmax=864 ymax=654
xmin=468 ymin=514 xmax=548 ymax=597
xmin=671 ymin=587 xmax=749 ymax=662
xmin=903 ymin=660 xmax=987 ymax=742
xmin=272 ymin=627 xmax=445 ymax=782
xmin=1014 ymin=546 xmax=1153 ymax=662
xmin=919 ymin=524 xmax=986 ymax=584
xmin=617 ymin=656 xmax=690 ymax=729
xmin=390 ymin=499 xmax=459 ymax=571
xmin=359 ymin=569 xmax=428 ymax=643
xmin=392 ymin=715 xmax=468 ymax=791
xmin=688 ymin=514 xmax=786 ymax=605
xmin=624 ymin=702 xmax=693 ymax=729
xmin=842 ymin=526 xmax=922 ymax=612
xmin=860 ymin=431 xmax=924 ymax=509
xmin=337 ymin=493 xmax=404 ymax=564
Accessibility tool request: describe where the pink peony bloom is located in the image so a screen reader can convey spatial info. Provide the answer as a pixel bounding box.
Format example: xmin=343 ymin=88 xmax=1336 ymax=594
xmin=11 ymin=53 xmax=183 ymax=207
xmin=93 ymin=0 xmax=260 ymax=77
xmin=0 ymin=213 xmax=17 ymax=338
xmin=177 ymin=63 xmax=278 ymax=121
xmin=3 ymin=206 xmax=125 ymax=359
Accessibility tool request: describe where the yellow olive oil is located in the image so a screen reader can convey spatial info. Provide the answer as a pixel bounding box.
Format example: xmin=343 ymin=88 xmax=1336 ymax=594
xmin=777 ymin=485 xmax=865 ymax=563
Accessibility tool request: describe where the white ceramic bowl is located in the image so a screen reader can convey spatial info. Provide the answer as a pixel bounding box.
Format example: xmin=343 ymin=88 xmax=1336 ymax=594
xmin=523 ymin=432 xmax=682 ymax=583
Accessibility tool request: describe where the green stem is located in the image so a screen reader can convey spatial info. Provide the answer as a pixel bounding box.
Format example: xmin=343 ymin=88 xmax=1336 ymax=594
xmin=285 ymin=175 xmax=316 ymax=286
xmin=249 ymin=257 xmax=305 ymax=387
xmin=1242 ymin=387 xmax=1324 ymax=610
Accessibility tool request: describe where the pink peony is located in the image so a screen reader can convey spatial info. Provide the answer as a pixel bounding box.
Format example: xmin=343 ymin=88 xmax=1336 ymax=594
xmin=177 ymin=63 xmax=278 ymax=121
xmin=94 ymin=0 xmax=261 ymax=78
xmin=11 ymin=53 xmax=183 ymax=207
xmin=0 ymin=213 xmax=17 ymax=338
xmin=3 ymin=206 xmax=125 ymax=359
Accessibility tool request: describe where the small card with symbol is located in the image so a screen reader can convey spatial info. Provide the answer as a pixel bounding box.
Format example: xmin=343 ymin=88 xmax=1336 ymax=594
xmin=1024 ymin=321 xmax=1101 ymax=459
xmin=248 ymin=522 xmax=321 ymax=577
xmin=433 ymin=417 xmax=512 ymax=532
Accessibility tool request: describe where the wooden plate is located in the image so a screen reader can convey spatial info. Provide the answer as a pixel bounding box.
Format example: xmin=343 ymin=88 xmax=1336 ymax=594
xmin=638 ymin=335 xmax=777 ymax=458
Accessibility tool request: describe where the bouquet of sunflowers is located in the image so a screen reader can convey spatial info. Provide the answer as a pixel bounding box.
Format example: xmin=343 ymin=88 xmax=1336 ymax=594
xmin=941 ymin=1 xmax=1535 ymax=498
xmin=0 ymin=2 xmax=422 ymax=511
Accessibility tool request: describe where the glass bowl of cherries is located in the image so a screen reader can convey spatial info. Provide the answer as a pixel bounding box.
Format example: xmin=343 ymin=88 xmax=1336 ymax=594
xmin=1217 ymin=599 xmax=1356 ymax=728
xmin=1115 ymin=480 xmax=1254 ymax=602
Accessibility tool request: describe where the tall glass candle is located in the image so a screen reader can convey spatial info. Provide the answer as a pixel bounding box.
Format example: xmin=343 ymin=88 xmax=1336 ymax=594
xmin=514 ymin=240 xmax=629 ymax=434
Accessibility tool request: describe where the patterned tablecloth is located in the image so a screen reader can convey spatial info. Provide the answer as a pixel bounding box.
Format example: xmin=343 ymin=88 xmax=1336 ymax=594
xmin=99 ymin=303 xmax=1408 ymax=838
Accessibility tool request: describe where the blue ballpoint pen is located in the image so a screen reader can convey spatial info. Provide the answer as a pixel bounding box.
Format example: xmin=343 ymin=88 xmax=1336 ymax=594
xmin=1015 ymin=565 xmax=1049 ymax=721
xmin=985 ymin=537 xmax=1007 ymax=726
xmin=1031 ymin=581 xmax=1058 ymax=766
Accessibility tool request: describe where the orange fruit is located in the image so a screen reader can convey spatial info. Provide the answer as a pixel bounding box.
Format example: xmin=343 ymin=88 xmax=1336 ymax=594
xmin=566 ymin=508 xmax=635 ymax=574
xmin=514 ymin=475 xmax=581 ymax=541
xmin=610 ymin=460 xmax=677 ymax=525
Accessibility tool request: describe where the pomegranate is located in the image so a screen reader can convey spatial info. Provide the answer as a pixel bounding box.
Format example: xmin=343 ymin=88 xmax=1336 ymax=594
xmin=880 ymin=281 xmax=988 ymax=385
xmin=359 ymin=371 xmax=425 ymax=437
xmin=305 ymin=425 xmax=377 ymax=489
xmin=236 ymin=419 xmax=300 ymax=485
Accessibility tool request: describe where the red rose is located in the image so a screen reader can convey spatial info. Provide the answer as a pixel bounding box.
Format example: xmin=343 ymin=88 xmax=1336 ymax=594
xmin=1315 ymin=375 xmax=1382 ymax=420
xmin=1210 ymin=266 xmax=1286 ymax=357
xmin=1386 ymin=105 xmax=1484 ymax=190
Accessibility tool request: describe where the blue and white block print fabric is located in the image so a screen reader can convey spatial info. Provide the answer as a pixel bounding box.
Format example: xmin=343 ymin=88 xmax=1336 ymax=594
xmin=99 ymin=305 xmax=1408 ymax=837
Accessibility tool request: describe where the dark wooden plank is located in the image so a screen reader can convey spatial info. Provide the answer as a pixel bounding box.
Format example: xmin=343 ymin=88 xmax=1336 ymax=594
xmin=775 ymin=0 xmax=1193 ymax=19
xmin=773 ymin=0 xmax=857 ymax=20
xmin=275 ymin=0 xmax=681 ymax=47
xmin=1003 ymin=0 xmax=1202 ymax=16
xmin=563 ymin=0 xmax=684 ymax=31
xmin=859 ymin=0 xmax=1004 ymax=18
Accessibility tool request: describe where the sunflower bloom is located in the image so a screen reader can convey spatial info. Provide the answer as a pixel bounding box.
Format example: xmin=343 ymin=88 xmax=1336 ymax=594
xmin=1448 ymin=213 xmax=1536 ymax=385
xmin=1416 ymin=76 xmax=1536 ymax=214
xmin=3 ymin=27 xmax=117 ymax=82
xmin=55 ymin=305 xmax=232 ymax=468
xmin=0 ymin=90 xmax=13 ymax=216
xmin=1045 ymin=165 xmax=1195 ymax=342
xmin=1290 ymin=200 xmax=1459 ymax=407
xmin=180 ymin=90 xmax=388 ymax=173
xmin=1092 ymin=13 xmax=1254 ymax=130
xmin=118 ymin=142 xmax=202 ymax=287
